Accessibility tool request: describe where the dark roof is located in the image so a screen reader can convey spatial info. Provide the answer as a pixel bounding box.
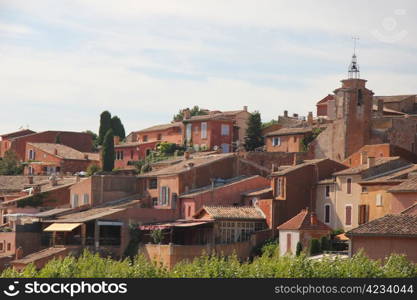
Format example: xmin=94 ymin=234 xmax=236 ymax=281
xmin=195 ymin=205 xmax=265 ymax=220
xmin=136 ymin=122 xmax=182 ymax=133
xmin=265 ymin=127 xmax=312 ymax=137
xmin=277 ymin=209 xmax=331 ymax=231
xmin=0 ymin=129 xmax=35 ymax=139
xmin=138 ymin=153 xmax=235 ymax=177
xmin=346 ymin=214 xmax=417 ymax=237
xmin=374 ymin=95 xmax=416 ymax=103
xmin=333 ymin=157 xmax=403 ymax=176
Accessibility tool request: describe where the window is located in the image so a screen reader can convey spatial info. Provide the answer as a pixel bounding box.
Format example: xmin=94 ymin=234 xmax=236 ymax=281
xmin=221 ymin=143 xmax=230 ymax=153
xmin=286 ymin=233 xmax=292 ymax=254
xmin=83 ymin=194 xmax=89 ymax=205
xmin=187 ymin=206 xmax=191 ymax=217
xmin=357 ymin=89 xmax=363 ymax=106
xmin=149 ymin=178 xmax=157 ymax=189
xmin=28 ymin=166 xmax=34 ymax=175
xmin=186 ymin=124 xmax=192 ymax=141
xmin=293 ymin=136 xmax=297 ymax=143
xmin=143 ymin=135 xmax=148 ymax=142
xmin=7 ymin=243 xmax=11 ymax=251
xmin=324 ymin=204 xmax=331 ymax=224
xmin=72 ymin=194 xmax=79 ymax=208
xmin=130 ymin=150 xmax=134 ymax=160
xmin=346 ymin=178 xmax=352 ymax=194
xmin=272 ymin=137 xmax=281 ymax=147
xmin=358 ymin=204 xmax=369 ymax=225
xmin=201 ymin=122 xmax=207 ymax=139
xmin=376 ymin=194 xmax=383 ymax=207
xmin=276 ymin=177 xmax=283 ymax=197
xmin=325 ymin=185 xmax=330 ymax=198
xmin=361 ymin=186 xmax=368 ymax=193
xmin=157 ymin=133 xmax=162 ymax=140
xmin=116 ymin=151 xmax=124 ymax=160
xmin=159 ymin=186 xmax=170 ymax=206
xmin=0 ymin=243 xmax=3 ymax=251
xmin=345 ymin=205 xmax=352 ymax=226
xmin=28 ymin=149 xmax=35 ymax=160
xmin=221 ymin=124 xmax=230 ymax=136
xmin=152 ymin=198 xmax=158 ymax=206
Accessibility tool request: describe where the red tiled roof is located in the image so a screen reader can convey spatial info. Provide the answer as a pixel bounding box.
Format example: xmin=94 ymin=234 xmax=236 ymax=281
xmin=387 ymin=176 xmax=417 ymax=193
xmin=333 ymin=157 xmax=403 ymax=176
xmin=136 ymin=122 xmax=182 ymax=133
xmin=265 ymin=127 xmax=313 ymax=137
xmin=28 ymin=143 xmax=98 ymax=161
xmin=316 ymin=94 xmax=335 ymax=105
xmin=195 ymin=205 xmax=265 ymax=220
xmin=277 ymin=209 xmax=331 ymax=231
xmin=374 ymin=95 xmax=416 ymax=103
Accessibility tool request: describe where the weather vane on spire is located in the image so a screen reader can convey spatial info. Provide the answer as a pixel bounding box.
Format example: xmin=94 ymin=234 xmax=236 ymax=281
xmin=348 ymin=36 xmax=360 ymax=79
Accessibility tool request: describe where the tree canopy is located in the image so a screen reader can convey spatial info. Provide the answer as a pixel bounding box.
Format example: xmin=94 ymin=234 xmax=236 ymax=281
xmin=0 ymin=150 xmax=23 ymax=175
xmin=244 ymin=111 xmax=264 ymax=151
xmin=97 ymin=111 xmax=112 ymax=145
xmin=173 ymin=106 xmax=208 ymax=121
xmin=101 ymin=129 xmax=115 ymax=172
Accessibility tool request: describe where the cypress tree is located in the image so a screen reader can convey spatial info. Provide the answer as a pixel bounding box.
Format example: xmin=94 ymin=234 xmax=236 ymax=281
xmin=98 ymin=111 xmax=112 ymax=145
xmin=101 ymin=129 xmax=115 ymax=172
xmin=111 ymin=116 xmax=126 ymax=140
xmin=244 ymin=111 xmax=264 ymax=151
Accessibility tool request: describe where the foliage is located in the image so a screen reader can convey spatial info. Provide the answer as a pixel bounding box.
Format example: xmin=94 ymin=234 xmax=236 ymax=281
xmin=0 ymin=227 xmax=12 ymax=232
xmin=101 ymin=129 xmax=115 ymax=172
xmin=86 ymin=163 xmax=101 ymax=176
xmin=111 ymin=115 xmax=126 ymax=140
xmin=258 ymin=239 xmax=279 ymax=258
xmin=0 ymin=150 xmax=23 ymax=175
xmin=2 ymin=250 xmax=416 ymax=278
xmin=296 ymin=242 xmax=303 ymax=256
xmin=244 ymin=111 xmax=264 ymax=151
xmin=301 ymin=127 xmax=324 ymax=152
xmin=98 ymin=111 xmax=112 ymax=145
xmin=124 ymin=224 xmax=142 ymax=259
xmin=150 ymin=229 xmax=164 ymax=244
xmin=17 ymin=193 xmax=47 ymax=208
xmin=309 ymin=238 xmax=321 ymax=256
xmin=157 ymin=142 xmax=184 ymax=156
xmin=262 ymin=119 xmax=278 ymax=129
xmin=320 ymin=236 xmax=330 ymax=252
xmin=140 ymin=163 xmax=152 ymax=174
xmin=173 ymin=106 xmax=208 ymax=121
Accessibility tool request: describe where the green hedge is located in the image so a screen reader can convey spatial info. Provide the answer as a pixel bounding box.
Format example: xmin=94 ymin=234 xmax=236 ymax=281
xmin=1 ymin=250 xmax=416 ymax=278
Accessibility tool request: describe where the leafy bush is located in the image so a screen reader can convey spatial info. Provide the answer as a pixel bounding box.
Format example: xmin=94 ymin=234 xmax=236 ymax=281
xmin=259 ymin=239 xmax=279 ymax=257
xmin=87 ymin=164 xmax=101 ymax=176
xmin=295 ymin=242 xmax=303 ymax=256
xmin=150 ymin=229 xmax=164 ymax=244
xmin=309 ymin=238 xmax=321 ymax=256
xmin=320 ymin=236 xmax=330 ymax=251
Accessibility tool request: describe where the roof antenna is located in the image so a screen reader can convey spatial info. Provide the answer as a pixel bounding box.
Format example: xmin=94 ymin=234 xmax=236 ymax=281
xmin=348 ymin=36 xmax=360 ymax=79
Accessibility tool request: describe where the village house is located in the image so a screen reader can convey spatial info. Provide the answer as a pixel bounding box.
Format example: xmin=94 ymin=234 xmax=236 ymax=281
xmin=346 ymin=203 xmax=417 ymax=263
xmin=113 ymin=137 xmax=159 ymax=170
xmin=315 ymin=156 xmax=413 ymax=230
xmin=264 ymin=127 xmax=313 ymax=153
xmin=0 ymin=129 xmax=35 ymax=158
xmin=0 ymin=130 xmax=94 ymax=160
xmin=24 ymin=143 xmax=99 ymax=176
xmin=127 ymin=122 xmax=184 ymax=145
xmin=277 ymin=209 xmax=331 ymax=256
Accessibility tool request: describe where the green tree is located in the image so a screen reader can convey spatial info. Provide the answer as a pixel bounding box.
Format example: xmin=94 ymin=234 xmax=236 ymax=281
xmin=244 ymin=111 xmax=264 ymax=151
xmin=87 ymin=163 xmax=101 ymax=176
xmin=309 ymin=238 xmax=321 ymax=256
xmin=0 ymin=150 xmax=23 ymax=175
xmin=98 ymin=111 xmax=112 ymax=145
xmin=150 ymin=229 xmax=164 ymax=244
xmin=101 ymin=129 xmax=115 ymax=172
xmin=173 ymin=106 xmax=208 ymax=121
xmin=296 ymin=242 xmax=303 ymax=256
xmin=111 ymin=116 xmax=126 ymax=140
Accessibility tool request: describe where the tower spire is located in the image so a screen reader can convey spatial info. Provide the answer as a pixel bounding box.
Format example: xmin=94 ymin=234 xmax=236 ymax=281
xmin=348 ymin=36 xmax=360 ymax=79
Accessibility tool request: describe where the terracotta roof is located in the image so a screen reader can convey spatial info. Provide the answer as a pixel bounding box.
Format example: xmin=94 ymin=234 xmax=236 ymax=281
xmin=138 ymin=153 xmax=235 ymax=177
xmin=333 ymin=157 xmax=403 ymax=176
xmin=196 ymin=205 xmax=265 ymax=220
xmin=265 ymin=127 xmax=312 ymax=137
xmin=401 ymin=203 xmax=417 ymax=216
xmin=346 ymin=214 xmax=417 ymax=237
xmin=136 ymin=122 xmax=182 ymax=133
xmin=374 ymin=95 xmax=416 ymax=103
xmin=28 ymin=143 xmax=98 ymax=161
xmin=241 ymin=187 xmax=273 ymax=197
xmin=388 ymin=176 xmax=417 ymax=193
xmin=277 ymin=209 xmax=331 ymax=231
xmin=273 ymin=159 xmax=328 ymax=176
xmin=316 ymin=94 xmax=335 ymax=105
xmin=0 ymin=176 xmax=49 ymax=191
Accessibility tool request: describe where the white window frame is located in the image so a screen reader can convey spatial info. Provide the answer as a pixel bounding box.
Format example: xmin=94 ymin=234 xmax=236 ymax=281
xmin=186 ymin=124 xmax=192 ymax=141
xmin=376 ymin=194 xmax=383 ymax=207
xmin=201 ymin=122 xmax=207 ymax=139
xmin=72 ymin=194 xmax=79 ymax=208
xmin=272 ymin=137 xmax=281 ymax=147
xmin=221 ymin=124 xmax=230 ymax=136
xmin=324 ymin=204 xmax=331 ymax=224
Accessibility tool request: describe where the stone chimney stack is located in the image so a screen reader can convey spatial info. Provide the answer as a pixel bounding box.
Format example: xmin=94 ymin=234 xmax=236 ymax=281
xmin=310 ymin=211 xmax=318 ymax=225
xmin=377 ymin=99 xmax=384 ymax=117
xmin=307 ymin=111 xmax=313 ymax=126
xmin=283 ymin=110 xmax=288 ymax=118
xmin=367 ymin=157 xmax=376 ymax=168
xmin=293 ymin=113 xmax=298 ymax=118
xmin=243 ymin=105 xmax=248 ymax=112
xmin=183 ymin=108 xmax=191 ymax=120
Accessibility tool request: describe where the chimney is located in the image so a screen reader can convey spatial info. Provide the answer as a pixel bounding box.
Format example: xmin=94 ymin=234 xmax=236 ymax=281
xmin=28 ymin=176 xmax=34 ymax=185
xmin=183 ymin=108 xmax=191 ymax=120
xmin=54 ymin=148 xmax=58 ymax=155
xmin=292 ymin=153 xmax=298 ymax=166
xmin=243 ymin=105 xmax=248 ymax=112
xmin=377 ymin=99 xmax=384 ymax=116
xmin=310 ymin=211 xmax=318 ymax=226
xmin=283 ymin=110 xmax=288 ymax=118
xmin=307 ymin=112 xmax=313 ymax=126
xmin=293 ymin=113 xmax=298 ymax=118
xmin=184 ymin=151 xmax=191 ymax=160
xmin=367 ymin=157 xmax=376 ymax=168
xmin=113 ymin=136 xmax=120 ymax=145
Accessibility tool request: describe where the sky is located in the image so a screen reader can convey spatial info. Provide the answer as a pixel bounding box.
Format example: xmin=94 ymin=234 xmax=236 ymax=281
xmin=1 ymin=0 xmax=417 ymax=135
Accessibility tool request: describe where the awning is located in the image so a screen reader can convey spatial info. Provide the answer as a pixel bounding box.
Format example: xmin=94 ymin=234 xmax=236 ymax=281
xmin=139 ymin=220 xmax=213 ymax=231
xmin=43 ymin=223 xmax=82 ymax=232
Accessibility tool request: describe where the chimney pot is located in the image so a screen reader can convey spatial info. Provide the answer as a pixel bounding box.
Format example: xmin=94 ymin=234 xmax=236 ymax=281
xmin=307 ymin=111 xmax=313 ymax=125
xmin=293 ymin=113 xmax=298 ymax=118
xmin=367 ymin=157 xmax=376 ymax=168
xmin=310 ymin=211 xmax=318 ymax=225
xmin=284 ymin=110 xmax=288 ymax=118
xmin=243 ymin=105 xmax=248 ymax=112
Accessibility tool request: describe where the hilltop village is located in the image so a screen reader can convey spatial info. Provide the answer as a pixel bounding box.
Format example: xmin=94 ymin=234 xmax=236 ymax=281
xmin=1 ymin=55 xmax=417 ymax=270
